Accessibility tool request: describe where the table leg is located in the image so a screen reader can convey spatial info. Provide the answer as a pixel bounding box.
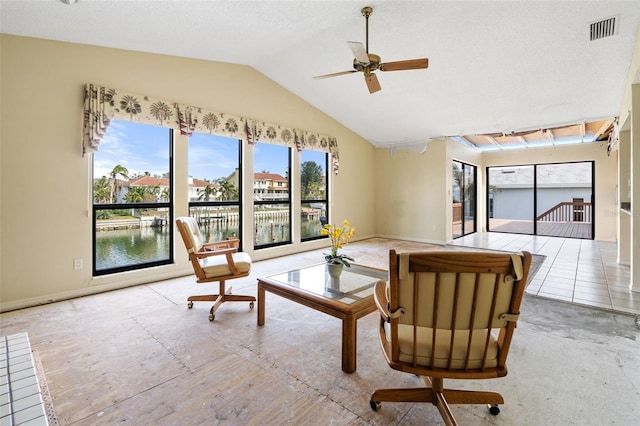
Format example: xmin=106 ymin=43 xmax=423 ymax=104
xmin=257 ymin=282 xmax=265 ymax=326
xmin=342 ymin=314 xmax=356 ymax=373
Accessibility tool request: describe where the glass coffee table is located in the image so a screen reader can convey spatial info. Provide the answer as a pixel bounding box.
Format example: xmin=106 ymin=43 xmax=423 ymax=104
xmin=257 ymin=263 xmax=387 ymax=373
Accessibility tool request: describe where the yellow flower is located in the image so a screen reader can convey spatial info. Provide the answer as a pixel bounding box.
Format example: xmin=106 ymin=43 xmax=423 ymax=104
xmin=320 ymin=220 xmax=356 ymax=266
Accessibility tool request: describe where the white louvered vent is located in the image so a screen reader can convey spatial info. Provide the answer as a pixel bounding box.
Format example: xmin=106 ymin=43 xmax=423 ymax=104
xmin=589 ymin=16 xmax=618 ymax=41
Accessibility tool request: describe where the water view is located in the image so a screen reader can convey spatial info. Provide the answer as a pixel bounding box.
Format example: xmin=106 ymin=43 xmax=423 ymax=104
xmin=95 ymin=226 xmax=171 ymax=271
xmin=95 ymin=216 xmax=323 ymax=271
xmin=93 ymin=123 xmax=328 ymax=273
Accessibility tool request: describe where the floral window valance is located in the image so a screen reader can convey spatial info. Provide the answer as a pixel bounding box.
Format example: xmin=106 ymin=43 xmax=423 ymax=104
xmin=82 ymin=83 xmax=340 ymax=173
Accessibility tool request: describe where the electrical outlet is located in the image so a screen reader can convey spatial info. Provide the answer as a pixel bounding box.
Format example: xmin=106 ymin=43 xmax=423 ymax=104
xmin=74 ymin=258 xmax=83 ymax=270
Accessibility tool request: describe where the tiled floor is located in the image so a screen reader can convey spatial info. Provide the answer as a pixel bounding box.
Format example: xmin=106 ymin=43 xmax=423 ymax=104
xmin=451 ymin=232 xmax=639 ymax=315
xmin=0 ymin=333 xmax=49 ymax=426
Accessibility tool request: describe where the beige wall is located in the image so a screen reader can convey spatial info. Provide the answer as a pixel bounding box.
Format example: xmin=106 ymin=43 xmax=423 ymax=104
xmin=0 ymin=35 xmax=376 ymax=309
xmin=374 ymin=140 xmax=449 ymax=244
xmin=0 ymin=33 xmax=629 ymax=310
xmin=374 ymin=139 xmax=617 ymax=244
xmin=631 ymin=84 xmax=640 ymax=290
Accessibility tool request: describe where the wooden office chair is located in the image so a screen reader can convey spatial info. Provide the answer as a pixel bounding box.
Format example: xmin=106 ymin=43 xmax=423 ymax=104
xmin=176 ymin=216 xmax=255 ymax=321
xmin=370 ymin=249 xmax=532 ymax=425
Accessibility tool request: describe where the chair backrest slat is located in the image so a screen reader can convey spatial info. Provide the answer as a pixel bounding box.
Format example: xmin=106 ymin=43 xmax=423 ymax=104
xmin=447 ymin=274 xmax=461 ymax=370
xmin=414 ymin=273 xmax=420 ymax=367
xmin=429 ymin=273 xmax=439 ymax=368
xmin=464 ymin=274 xmax=480 ymax=371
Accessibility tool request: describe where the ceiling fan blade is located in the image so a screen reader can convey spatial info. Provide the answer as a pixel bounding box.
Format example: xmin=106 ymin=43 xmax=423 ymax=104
xmin=365 ymin=73 xmax=381 ymax=94
xmin=313 ymin=70 xmax=357 ymax=79
xmin=347 ymin=41 xmax=370 ymax=64
xmin=379 ymin=58 xmax=429 ymax=72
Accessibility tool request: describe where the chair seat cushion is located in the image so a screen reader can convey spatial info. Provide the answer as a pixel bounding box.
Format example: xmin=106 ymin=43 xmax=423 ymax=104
xmin=201 ymin=252 xmax=252 ymax=278
xmin=394 ymin=323 xmax=499 ymax=369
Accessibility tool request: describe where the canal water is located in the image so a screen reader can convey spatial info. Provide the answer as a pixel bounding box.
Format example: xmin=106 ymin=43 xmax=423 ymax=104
xmin=95 ymin=219 xmax=322 ymax=271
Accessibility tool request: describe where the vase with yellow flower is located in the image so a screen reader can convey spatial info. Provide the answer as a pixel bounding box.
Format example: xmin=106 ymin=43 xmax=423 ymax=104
xmin=321 ymin=220 xmax=356 ymax=278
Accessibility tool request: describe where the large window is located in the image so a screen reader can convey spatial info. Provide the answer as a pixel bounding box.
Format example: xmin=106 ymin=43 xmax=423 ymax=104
xmin=300 ymin=150 xmax=328 ymax=241
xmin=253 ymin=142 xmax=291 ymax=248
xmin=92 ymin=120 xmax=173 ymax=276
xmin=188 ymin=134 xmax=242 ymax=244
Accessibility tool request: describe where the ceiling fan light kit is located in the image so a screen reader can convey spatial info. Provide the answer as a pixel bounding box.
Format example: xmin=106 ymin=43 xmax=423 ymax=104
xmin=314 ymin=6 xmax=429 ymax=94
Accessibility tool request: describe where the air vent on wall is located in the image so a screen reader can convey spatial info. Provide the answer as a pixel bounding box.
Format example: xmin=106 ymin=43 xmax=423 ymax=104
xmin=589 ymin=16 xmax=618 ymax=41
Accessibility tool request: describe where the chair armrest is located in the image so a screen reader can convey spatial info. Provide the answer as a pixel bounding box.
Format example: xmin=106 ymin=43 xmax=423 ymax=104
xmin=202 ymin=238 xmax=239 ymax=251
xmin=374 ymin=280 xmax=390 ymax=323
xmin=192 ymin=246 xmax=238 ymax=259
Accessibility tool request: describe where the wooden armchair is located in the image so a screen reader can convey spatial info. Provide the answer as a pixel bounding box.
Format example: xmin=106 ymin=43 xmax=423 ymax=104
xmin=176 ymin=216 xmax=255 ymax=321
xmin=370 ymin=249 xmax=532 ymax=425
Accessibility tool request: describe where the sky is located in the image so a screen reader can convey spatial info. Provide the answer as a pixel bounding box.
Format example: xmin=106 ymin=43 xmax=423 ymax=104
xmin=93 ymin=119 xmax=324 ymax=181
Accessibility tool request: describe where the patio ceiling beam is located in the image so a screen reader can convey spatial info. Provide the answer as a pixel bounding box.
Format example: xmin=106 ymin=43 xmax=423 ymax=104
xmin=544 ymin=128 xmax=556 ymax=146
xmin=457 ymin=135 xmax=478 ymax=149
xmin=593 ymin=118 xmax=614 ymax=141
xmin=517 ymin=136 xmax=529 ymax=148
xmin=484 ymin=135 xmax=503 ymax=150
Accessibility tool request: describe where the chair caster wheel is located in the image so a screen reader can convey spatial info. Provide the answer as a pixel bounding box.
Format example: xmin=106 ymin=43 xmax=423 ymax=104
xmin=488 ymin=404 xmax=500 ymax=416
xmin=370 ymin=400 xmax=381 ymax=411
xmin=209 ymin=314 xmax=215 ymax=321
xmin=250 ymin=301 xmax=255 ymax=309
xmin=187 ymin=301 xmax=193 ymax=309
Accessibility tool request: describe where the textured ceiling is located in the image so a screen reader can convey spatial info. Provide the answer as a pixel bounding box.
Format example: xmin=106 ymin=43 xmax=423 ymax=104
xmin=1 ymin=0 xmax=639 ymax=151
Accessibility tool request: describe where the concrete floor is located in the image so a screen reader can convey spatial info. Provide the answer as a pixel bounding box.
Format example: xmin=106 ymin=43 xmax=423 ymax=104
xmin=1 ymin=237 xmax=639 ymax=425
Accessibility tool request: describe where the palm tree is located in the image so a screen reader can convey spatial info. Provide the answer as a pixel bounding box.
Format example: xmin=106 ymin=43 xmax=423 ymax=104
xmin=216 ymin=179 xmax=238 ymax=201
xmin=197 ymin=184 xmax=217 ymax=202
xmin=108 ymin=165 xmax=129 ymax=203
xmin=160 ymin=187 xmax=170 ymax=202
xmin=93 ymin=177 xmax=111 ymax=203
xmin=124 ymin=186 xmax=144 ymax=203
xmin=197 ymin=184 xmax=217 ymax=223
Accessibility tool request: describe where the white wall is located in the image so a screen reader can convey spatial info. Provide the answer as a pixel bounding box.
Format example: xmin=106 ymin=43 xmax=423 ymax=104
xmin=0 ymin=35 xmax=376 ymax=309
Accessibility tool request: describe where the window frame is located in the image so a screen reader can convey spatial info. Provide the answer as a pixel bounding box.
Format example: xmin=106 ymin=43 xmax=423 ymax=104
xmin=187 ymin=137 xmax=244 ymax=249
xmin=300 ymin=150 xmax=329 ymax=242
xmin=92 ymin=124 xmax=174 ymax=276
xmin=253 ymin=143 xmax=292 ymax=249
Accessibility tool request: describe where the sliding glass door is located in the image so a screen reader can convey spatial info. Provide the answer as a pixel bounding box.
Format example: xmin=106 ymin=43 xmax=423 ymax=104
xmin=487 ymin=162 xmax=594 ymax=239
xmin=487 ymin=166 xmax=535 ymax=234
xmin=452 ymin=161 xmax=477 ymax=239
xmin=535 ymin=162 xmax=593 ymax=239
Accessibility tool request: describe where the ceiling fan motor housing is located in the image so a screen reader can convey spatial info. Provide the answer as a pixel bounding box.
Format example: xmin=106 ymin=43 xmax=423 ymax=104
xmin=353 ymin=54 xmax=381 ymax=71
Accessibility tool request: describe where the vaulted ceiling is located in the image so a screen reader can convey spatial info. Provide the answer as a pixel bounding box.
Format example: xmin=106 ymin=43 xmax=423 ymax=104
xmin=2 ymin=0 xmax=639 ymax=151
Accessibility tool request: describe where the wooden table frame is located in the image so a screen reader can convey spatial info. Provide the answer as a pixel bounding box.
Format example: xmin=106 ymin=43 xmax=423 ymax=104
xmin=257 ymin=265 xmax=385 ymax=373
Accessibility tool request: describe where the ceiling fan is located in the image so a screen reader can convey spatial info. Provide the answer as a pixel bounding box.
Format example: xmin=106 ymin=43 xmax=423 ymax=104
xmin=313 ymin=6 xmax=429 ymax=94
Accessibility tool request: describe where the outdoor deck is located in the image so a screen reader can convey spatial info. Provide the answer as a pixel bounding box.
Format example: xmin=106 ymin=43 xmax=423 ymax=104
xmin=488 ymin=219 xmax=592 ymax=239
